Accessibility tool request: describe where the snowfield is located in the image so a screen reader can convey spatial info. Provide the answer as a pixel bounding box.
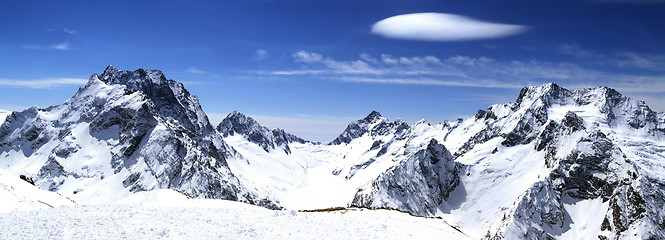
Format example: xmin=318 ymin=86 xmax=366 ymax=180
xmin=0 ymin=189 xmax=469 ymax=240
xmin=0 ymin=168 xmax=74 ymax=213
xmin=2 ymin=67 xmax=664 ymax=239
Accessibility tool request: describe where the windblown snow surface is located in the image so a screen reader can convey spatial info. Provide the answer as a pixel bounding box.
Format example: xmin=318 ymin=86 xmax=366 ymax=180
xmin=0 ymin=188 xmax=468 ymax=239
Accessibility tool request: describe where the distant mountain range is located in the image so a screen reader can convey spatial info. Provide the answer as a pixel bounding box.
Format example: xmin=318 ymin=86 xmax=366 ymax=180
xmin=1 ymin=66 xmax=663 ymax=239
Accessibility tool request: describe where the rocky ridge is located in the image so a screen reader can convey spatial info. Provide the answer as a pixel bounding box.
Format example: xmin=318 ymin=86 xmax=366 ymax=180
xmin=1 ymin=66 xmax=664 ymax=239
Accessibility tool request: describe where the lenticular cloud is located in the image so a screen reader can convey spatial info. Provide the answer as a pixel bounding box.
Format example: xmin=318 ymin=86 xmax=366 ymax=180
xmin=371 ymin=12 xmax=527 ymax=41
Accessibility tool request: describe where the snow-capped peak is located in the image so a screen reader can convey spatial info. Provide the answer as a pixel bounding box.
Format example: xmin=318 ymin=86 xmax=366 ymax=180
xmin=363 ymin=110 xmax=384 ymax=123
xmin=99 ymin=65 xmax=167 ymax=86
xmin=330 ymin=111 xmax=409 ymax=145
xmin=0 ymin=66 xmax=279 ymax=209
xmin=217 ymin=110 xmax=306 ymax=154
xmin=514 ymin=82 xmax=572 ymax=109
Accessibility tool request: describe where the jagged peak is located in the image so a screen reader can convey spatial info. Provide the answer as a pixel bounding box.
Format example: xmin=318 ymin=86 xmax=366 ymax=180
xmin=363 ymin=110 xmax=384 ymax=123
xmin=227 ymin=110 xmax=250 ymax=119
xmin=219 ymin=111 xmax=258 ymax=132
xmin=218 ymin=110 xmax=307 ymax=152
xmin=574 ymin=85 xmax=625 ymax=103
xmin=98 ymin=66 xmax=168 ymax=88
xmin=103 ymin=65 xmax=118 ymax=75
xmin=329 ymin=111 xmax=408 ymax=145
xmin=515 ymin=82 xmax=572 ymax=108
xmin=222 ymin=110 xmax=260 ymax=127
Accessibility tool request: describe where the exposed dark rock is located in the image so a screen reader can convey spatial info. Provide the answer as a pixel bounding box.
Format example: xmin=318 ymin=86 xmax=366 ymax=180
xmin=351 ymin=139 xmax=461 ymax=216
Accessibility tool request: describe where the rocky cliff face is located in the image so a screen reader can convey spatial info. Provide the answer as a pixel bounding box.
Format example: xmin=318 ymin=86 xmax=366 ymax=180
xmin=465 ymin=83 xmax=665 ymax=239
xmin=2 ymin=66 xmax=663 ymax=239
xmin=330 ymin=111 xmax=409 ymax=145
xmin=351 ymin=139 xmax=460 ymax=216
xmin=217 ymin=111 xmax=306 ymax=154
xmin=0 ymin=66 xmax=278 ymax=208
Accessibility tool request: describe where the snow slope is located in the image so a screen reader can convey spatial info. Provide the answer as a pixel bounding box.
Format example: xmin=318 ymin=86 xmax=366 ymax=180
xmin=222 ymin=83 xmax=665 ymax=239
xmin=0 ymin=189 xmax=469 ymax=240
xmin=0 ymin=168 xmax=74 ymax=213
xmin=2 ymin=66 xmax=664 ymax=239
xmin=0 ymin=66 xmax=277 ymax=208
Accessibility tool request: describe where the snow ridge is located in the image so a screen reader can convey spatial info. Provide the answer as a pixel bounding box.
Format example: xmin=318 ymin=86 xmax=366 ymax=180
xmin=351 ymin=139 xmax=461 ymax=216
xmin=0 ymin=66 xmax=278 ymax=208
xmin=217 ymin=110 xmax=307 ymax=154
xmin=2 ymin=68 xmax=665 ymax=239
xmin=330 ymin=110 xmax=409 ymax=145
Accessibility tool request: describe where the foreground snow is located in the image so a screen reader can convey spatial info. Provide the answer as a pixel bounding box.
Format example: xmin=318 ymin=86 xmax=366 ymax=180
xmin=0 ymin=189 xmax=469 ymax=239
xmin=0 ymin=168 xmax=74 ymax=213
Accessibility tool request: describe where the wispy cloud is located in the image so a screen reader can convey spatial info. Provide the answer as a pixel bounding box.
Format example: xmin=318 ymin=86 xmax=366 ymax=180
xmin=23 ymin=43 xmax=72 ymax=51
xmin=339 ymin=76 xmax=523 ymax=89
xmin=185 ymin=66 xmax=207 ymax=74
xmin=558 ymin=43 xmax=665 ymax=71
xmin=558 ymin=44 xmax=595 ymax=59
xmin=371 ymin=13 xmax=527 ymax=42
xmin=0 ymin=77 xmax=87 ymax=88
xmin=52 ymin=43 xmax=71 ymax=50
xmin=63 ymin=28 xmax=78 ymax=34
xmin=252 ymin=49 xmax=269 ymax=61
xmin=255 ymin=50 xmax=665 ymax=97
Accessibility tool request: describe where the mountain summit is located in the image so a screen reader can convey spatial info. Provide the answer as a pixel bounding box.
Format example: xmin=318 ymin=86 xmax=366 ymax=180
xmin=217 ymin=111 xmax=306 ymax=154
xmin=1 ymin=67 xmax=664 ymax=239
xmin=0 ymin=66 xmax=278 ymax=208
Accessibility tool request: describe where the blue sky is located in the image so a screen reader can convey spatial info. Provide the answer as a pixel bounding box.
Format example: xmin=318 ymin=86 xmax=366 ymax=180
xmin=1 ymin=0 xmax=664 ymax=142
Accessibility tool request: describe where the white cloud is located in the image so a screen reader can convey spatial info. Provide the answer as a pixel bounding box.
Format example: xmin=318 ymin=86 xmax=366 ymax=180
xmin=255 ymin=50 xmax=665 ymax=98
xmin=185 ymin=66 xmax=207 ymax=74
xmin=252 ymin=49 xmax=269 ymax=61
xmin=359 ymin=53 xmax=378 ymax=64
xmin=558 ymin=44 xmax=665 ymax=72
xmin=292 ymin=50 xmax=383 ymax=75
xmin=339 ymin=76 xmax=523 ymax=89
xmin=0 ymin=77 xmax=87 ymax=88
xmin=558 ymin=44 xmax=595 ymax=59
xmin=608 ymin=52 xmax=665 ymax=72
xmin=52 ymin=43 xmax=71 ymax=50
xmin=293 ymin=51 xmax=323 ymax=63
xmin=23 ymin=43 xmax=72 ymax=51
xmin=371 ymin=13 xmax=527 ymax=41
xmin=63 ymin=28 xmax=78 ymax=34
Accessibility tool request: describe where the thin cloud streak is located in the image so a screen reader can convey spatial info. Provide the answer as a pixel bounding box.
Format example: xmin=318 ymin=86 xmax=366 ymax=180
xmin=339 ymin=77 xmax=523 ymax=89
xmin=256 ymin=50 xmax=665 ymax=95
xmin=185 ymin=66 xmax=207 ymax=74
xmin=23 ymin=43 xmax=72 ymax=51
xmin=371 ymin=13 xmax=527 ymax=42
xmin=558 ymin=44 xmax=665 ymax=71
xmin=252 ymin=49 xmax=269 ymax=61
xmin=0 ymin=77 xmax=87 ymax=88
xmin=63 ymin=28 xmax=78 ymax=34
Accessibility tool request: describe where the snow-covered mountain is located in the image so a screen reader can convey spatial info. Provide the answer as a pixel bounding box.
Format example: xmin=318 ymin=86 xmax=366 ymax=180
xmin=223 ymin=83 xmax=664 ymax=239
xmin=2 ymin=66 xmax=664 ymax=239
xmin=0 ymin=66 xmax=277 ymax=208
xmin=218 ymin=110 xmax=307 ymax=154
